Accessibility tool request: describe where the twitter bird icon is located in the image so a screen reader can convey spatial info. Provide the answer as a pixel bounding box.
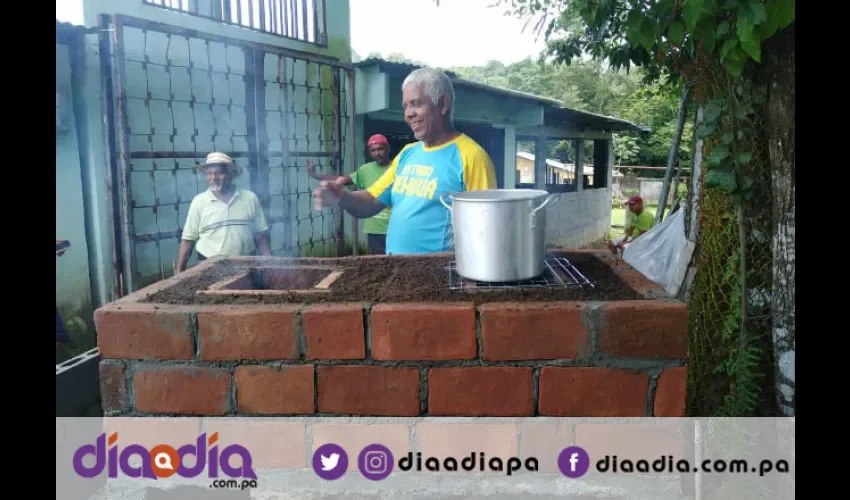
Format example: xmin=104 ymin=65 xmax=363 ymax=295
xmin=321 ymin=453 xmax=340 ymax=471
xmin=312 ymin=443 xmax=348 ymax=480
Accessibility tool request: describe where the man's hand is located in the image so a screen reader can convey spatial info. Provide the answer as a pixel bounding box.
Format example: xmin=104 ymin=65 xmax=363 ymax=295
xmin=306 ymin=160 xmax=319 ymax=180
xmin=313 ymin=177 xmax=348 ymax=210
xmin=176 ymin=240 xmax=195 ymax=273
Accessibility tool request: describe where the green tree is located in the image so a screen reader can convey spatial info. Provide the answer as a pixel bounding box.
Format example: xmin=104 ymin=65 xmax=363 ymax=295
xmin=482 ymin=0 xmax=794 ymax=417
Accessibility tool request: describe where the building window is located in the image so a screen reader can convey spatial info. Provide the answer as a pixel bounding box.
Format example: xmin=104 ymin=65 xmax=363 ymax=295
xmin=143 ymin=0 xmax=327 ymax=46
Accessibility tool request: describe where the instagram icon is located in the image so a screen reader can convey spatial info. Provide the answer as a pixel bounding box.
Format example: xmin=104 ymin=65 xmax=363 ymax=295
xmin=358 ymin=444 xmax=394 ymax=481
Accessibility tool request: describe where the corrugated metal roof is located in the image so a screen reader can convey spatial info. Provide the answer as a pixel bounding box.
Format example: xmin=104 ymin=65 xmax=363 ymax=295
xmin=544 ymin=105 xmax=651 ymax=134
xmin=353 ymin=57 xmax=649 ymax=134
xmin=354 ymin=57 xmax=561 ymax=106
xmin=355 ymin=57 xmax=461 ymax=79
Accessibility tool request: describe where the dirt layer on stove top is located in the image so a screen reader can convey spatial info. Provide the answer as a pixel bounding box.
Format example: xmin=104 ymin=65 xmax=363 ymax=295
xmin=142 ymin=251 xmax=646 ymax=305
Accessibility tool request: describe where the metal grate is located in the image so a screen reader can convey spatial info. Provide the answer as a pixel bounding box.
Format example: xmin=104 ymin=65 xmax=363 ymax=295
xmin=448 ymin=256 xmax=596 ymax=290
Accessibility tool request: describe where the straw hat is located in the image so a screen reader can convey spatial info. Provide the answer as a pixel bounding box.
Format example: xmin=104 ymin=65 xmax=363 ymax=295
xmin=195 ymin=152 xmax=242 ymax=177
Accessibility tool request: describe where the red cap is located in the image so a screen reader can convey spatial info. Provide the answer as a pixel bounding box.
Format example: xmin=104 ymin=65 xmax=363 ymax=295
xmin=367 ymin=134 xmax=388 ymax=147
xmin=627 ymin=195 xmax=643 ymax=205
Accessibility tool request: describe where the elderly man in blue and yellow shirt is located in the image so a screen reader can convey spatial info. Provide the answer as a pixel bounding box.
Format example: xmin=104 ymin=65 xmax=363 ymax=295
xmin=312 ymin=67 xmax=497 ymax=254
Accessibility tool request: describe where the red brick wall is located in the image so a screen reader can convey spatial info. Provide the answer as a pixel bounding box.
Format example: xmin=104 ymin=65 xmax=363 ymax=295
xmin=97 ymin=294 xmax=687 ymax=418
xmin=95 ymin=251 xmax=687 ymax=417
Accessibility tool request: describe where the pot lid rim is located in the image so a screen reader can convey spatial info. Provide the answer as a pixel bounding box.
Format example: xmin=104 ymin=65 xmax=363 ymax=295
xmin=448 ymin=189 xmax=550 ymax=202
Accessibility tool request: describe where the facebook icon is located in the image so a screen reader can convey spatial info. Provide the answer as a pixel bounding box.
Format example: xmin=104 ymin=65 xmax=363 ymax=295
xmin=557 ymin=446 xmax=590 ymax=478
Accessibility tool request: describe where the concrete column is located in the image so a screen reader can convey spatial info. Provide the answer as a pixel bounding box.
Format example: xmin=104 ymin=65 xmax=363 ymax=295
xmin=534 ymin=127 xmax=547 ymax=190
xmin=503 ymin=124 xmax=517 ymax=188
xmin=574 ymin=140 xmax=584 ymax=193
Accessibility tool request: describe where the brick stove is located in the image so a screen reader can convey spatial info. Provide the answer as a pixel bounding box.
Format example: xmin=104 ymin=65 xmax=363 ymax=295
xmin=95 ymin=250 xmax=688 ymax=418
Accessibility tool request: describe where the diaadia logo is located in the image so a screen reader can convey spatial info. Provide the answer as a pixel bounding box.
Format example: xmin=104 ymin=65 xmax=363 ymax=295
xmin=72 ymin=432 xmax=257 ymax=482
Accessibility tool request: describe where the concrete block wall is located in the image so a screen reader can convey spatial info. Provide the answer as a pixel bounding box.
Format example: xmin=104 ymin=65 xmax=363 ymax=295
xmin=88 ymin=416 xmax=691 ymax=480
xmin=64 ymin=416 xmax=695 ymax=499
xmin=95 ymin=251 xmax=688 ymax=418
xmin=544 ymin=188 xmax=612 ymax=249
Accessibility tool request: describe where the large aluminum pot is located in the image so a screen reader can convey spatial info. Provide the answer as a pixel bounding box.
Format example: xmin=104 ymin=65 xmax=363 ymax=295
xmin=439 ymin=189 xmax=561 ymax=282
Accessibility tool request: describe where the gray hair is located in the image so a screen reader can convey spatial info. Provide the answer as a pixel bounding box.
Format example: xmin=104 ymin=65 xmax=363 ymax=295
xmin=402 ymin=67 xmax=455 ymax=123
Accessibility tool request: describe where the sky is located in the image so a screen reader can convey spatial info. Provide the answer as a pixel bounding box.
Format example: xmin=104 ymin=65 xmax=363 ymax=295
xmin=349 ymin=0 xmax=547 ymax=67
xmin=55 ymin=0 xmax=548 ymax=67
xmin=56 ymin=0 xmax=84 ymax=25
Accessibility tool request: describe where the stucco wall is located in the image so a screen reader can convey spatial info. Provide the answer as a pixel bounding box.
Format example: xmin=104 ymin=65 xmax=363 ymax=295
xmin=544 ymin=187 xmax=612 ymax=249
xmin=57 ymin=42 xmax=97 ymax=359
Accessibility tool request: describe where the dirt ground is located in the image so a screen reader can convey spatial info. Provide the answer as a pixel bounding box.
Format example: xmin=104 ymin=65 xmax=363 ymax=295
xmin=142 ymin=251 xmax=645 ymax=305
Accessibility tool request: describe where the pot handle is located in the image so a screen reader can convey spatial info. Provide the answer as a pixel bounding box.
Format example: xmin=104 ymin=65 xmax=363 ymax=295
xmin=531 ymin=193 xmax=562 ymax=218
xmin=439 ymin=192 xmax=453 ymax=212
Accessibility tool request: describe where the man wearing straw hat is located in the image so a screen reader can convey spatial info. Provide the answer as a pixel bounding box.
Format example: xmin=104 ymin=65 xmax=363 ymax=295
xmin=176 ymin=152 xmax=272 ymax=273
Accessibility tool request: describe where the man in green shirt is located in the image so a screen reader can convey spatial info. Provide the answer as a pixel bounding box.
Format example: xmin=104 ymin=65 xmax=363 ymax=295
xmin=307 ymin=134 xmax=392 ymax=254
xmin=609 ymin=195 xmax=655 ymax=254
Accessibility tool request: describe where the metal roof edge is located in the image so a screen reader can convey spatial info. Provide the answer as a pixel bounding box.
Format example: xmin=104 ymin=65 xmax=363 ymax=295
xmin=543 ymin=103 xmax=650 ymax=133
xmin=56 ymin=19 xmax=102 ymax=35
xmin=355 ymin=57 xmax=649 ymax=133
xmin=452 ymin=77 xmax=564 ymax=106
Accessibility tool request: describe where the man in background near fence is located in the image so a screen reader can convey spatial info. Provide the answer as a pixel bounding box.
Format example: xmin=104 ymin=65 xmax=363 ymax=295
xmin=306 ymin=134 xmax=393 ymax=254
xmin=176 ymin=152 xmax=272 ymax=273
xmin=608 ymin=194 xmax=655 ymax=254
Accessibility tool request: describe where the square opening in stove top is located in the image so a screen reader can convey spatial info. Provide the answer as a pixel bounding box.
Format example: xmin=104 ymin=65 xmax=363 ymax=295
xmin=197 ymin=265 xmax=343 ymax=297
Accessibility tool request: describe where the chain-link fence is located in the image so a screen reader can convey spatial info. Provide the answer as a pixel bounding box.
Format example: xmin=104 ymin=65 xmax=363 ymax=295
xmin=684 ymin=64 xmax=776 ymax=417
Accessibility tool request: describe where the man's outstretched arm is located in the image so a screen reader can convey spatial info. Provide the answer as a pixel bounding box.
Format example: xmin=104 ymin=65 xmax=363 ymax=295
xmin=314 ymin=158 xmax=396 ymax=218
xmin=340 ymin=189 xmax=387 ymax=218
xmin=313 ymin=177 xmax=386 ymax=218
xmin=307 ymin=160 xmax=353 ymax=185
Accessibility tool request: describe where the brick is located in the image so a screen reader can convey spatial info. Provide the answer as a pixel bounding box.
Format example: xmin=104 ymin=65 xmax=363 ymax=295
xmin=428 ymin=367 xmax=533 ymax=416
xmin=198 ymin=306 xmax=299 ymax=361
xmin=311 ymin=423 xmax=410 ymax=472
xmin=480 ymin=302 xmax=590 ymax=361
xmin=302 ymin=304 xmax=365 ymax=360
xmin=538 ymin=367 xmax=649 ymax=417
xmin=416 ymin=423 xmax=519 ymax=462
xmin=575 ymin=424 xmax=686 ymax=463
xmin=599 ymin=301 xmax=688 ymax=358
xmin=234 ymin=365 xmax=314 ymax=415
xmin=519 ymin=422 xmax=574 ymax=473
xmin=95 ymin=306 xmax=194 ymax=360
xmin=370 ymin=303 xmax=476 ymax=360
xmin=205 ymin=420 xmax=307 ymax=469
xmin=99 ymin=361 xmax=128 ymax=412
xmin=133 ymin=365 xmax=231 ymax=415
xmin=317 ymin=366 xmax=420 ymax=416
xmin=654 ymin=367 xmax=688 ymax=417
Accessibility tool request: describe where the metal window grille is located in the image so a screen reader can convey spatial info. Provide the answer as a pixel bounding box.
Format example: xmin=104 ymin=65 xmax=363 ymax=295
xmin=99 ymin=14 xmax=353 ymax=294
xmin=142 ymin=0 xmax=328 ymax=46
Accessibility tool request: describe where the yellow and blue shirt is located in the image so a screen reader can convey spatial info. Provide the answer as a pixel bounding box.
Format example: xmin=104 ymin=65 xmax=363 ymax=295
xmin=366 ymin=133 xmax=497 ymax=254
